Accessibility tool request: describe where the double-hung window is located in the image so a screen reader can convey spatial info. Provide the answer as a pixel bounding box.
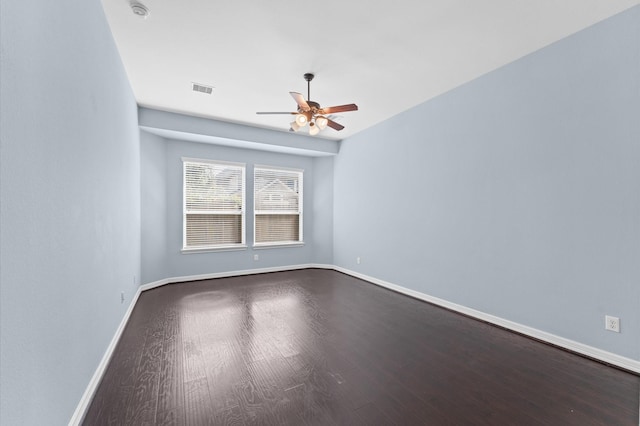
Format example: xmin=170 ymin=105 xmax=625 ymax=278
xmin=254 ymin=166 xmax=303 ymax=246
xmin=183 ymin=159 xmax=246 ymax=251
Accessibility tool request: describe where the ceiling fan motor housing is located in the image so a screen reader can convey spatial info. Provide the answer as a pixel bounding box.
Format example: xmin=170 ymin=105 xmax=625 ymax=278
xmin=304 ymin=100 xmax=320 ymax=111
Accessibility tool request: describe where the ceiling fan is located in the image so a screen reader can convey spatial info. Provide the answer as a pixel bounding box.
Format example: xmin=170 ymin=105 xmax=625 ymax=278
xmin=257 ymin=73 xmax=358 ymax=135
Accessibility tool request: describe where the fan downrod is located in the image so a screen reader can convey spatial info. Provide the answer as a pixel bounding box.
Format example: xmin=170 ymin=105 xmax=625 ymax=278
xmin=303 ymin=73 xmax=314 ymax=100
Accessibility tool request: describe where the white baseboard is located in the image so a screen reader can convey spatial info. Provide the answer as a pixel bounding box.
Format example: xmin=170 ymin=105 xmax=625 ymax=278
xmin=332 ymin=266 xmax=640 ymax=375
xmin=68 ymin=286 xmax=143 ymax=426
xmin=70 ymin=263 xmax=639 ymax=424
xmin=140 ymin=263 xmax=320 ymax=292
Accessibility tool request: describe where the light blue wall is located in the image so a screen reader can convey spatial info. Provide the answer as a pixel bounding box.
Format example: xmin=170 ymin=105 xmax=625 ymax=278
xmin=140 ymin=136 xmax=335 ymax=281
xmin=141 ymin=131 xmax=168 ymax=283
xmin=139 ymin=107 xmax=339 ymax=156
xmin=312 ymin=157 xmax=334 ymax=264
xmin=0 ymin=0 xmax=140 ymax=424
xmin=334 ymin=7 xmax=640 ymax=360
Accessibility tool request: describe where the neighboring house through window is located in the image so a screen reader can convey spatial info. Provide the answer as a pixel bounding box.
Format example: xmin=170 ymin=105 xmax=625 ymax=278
xmin=254 ymin=166 xmax=303 ymax=246
xmin=183 ymin=159 xmax=246 ymax=251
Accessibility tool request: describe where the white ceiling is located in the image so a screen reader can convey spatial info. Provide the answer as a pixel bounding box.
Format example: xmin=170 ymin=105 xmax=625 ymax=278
xmin=101 ymin=0 xmax=639 ymax=141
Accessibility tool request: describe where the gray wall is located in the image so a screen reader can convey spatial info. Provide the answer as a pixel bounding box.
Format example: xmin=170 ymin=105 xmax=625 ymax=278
xmin=334 ymin=7 xmax=640 ymax=360
xmin=140 ymin=135 xmax=335 ymax=281
xmin=0 ymin=0 xmax=141 ymax=424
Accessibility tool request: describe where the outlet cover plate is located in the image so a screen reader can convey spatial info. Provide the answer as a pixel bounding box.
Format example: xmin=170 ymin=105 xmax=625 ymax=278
xmin=605 ymin=315 xmax=620 ymax=333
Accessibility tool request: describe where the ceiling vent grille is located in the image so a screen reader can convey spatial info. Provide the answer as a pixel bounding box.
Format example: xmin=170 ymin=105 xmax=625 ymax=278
xmin=192 ymin=83 xmax=213 ymax=94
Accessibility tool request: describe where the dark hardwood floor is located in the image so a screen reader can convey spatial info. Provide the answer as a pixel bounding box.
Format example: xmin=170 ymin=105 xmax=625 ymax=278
xmin=83 ymin=269 xmax=640 ymax=425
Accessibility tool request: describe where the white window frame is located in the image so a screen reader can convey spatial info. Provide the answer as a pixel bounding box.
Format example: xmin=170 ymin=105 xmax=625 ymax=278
xmin=182 ymin=158 xmax=246 ymax=253
xmin=253 ymin=165 xmax=304 ymax=248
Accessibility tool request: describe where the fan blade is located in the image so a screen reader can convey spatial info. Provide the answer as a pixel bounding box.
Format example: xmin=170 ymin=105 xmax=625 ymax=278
xmin=290 ymin=92 xmax=310 ymax=111
xmin=256 ymin=112 xmax=296 ymax=115
xmin=326 ymin=118 xmax=345 ymax=131
xmin=320 ymin=103 xmax=358 ymax=114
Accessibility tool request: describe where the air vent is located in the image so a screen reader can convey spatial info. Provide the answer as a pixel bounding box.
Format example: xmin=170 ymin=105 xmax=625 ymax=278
xmin=192 ymin=83 xmax=214 ymax=94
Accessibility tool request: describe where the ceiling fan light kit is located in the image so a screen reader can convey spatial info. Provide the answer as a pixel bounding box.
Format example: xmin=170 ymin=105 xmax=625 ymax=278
xmin=315 ymin=116 xmax=328 ymax=130
xmin=257 ymin=73 xmax=358 ymax=136
xmin=295 ymin=113 xmax=308 ymax=127
xmin=309 ymin=122 xmax=320 ymax=136
xmin=290 ymin=120 xmax=301 ymax=131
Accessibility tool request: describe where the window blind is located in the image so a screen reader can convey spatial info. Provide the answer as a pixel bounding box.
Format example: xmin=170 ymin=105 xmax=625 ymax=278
xmin=183 ymin=160 xmax=245 ymax=249
xmin=254 ymin=167 xmax=302 ymax=244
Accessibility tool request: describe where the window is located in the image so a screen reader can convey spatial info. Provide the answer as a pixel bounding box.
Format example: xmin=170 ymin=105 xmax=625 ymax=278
xmin=254 ymin=166 xmax=303 ymax=246
xmin=183 ymin=159 xmax=245 ymax=251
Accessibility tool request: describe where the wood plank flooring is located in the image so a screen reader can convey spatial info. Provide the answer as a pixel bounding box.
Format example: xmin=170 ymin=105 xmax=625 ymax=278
xmin=83 ymin=269 xmax=640 ymax=425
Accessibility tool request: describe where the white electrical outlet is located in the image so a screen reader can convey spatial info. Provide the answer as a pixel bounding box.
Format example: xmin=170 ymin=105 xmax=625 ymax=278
xmin=356 ymin=257 xmax=361 ymax=264
xmin=254 ymin=254 xmax=259 ymax=261
xmin=605 ymin=315 xmax=620 ymax=333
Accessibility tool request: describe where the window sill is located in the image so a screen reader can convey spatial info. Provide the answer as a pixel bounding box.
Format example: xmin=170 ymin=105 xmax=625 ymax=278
xmin=253 ymin=242 xmax=305 ymax=250
xmin=181 ymin=245 xmax=247 ymax=254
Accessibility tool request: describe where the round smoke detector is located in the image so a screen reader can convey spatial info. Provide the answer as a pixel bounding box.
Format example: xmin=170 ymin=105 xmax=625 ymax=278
xmin=130 ymin=1 xmax=149 ymax=18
